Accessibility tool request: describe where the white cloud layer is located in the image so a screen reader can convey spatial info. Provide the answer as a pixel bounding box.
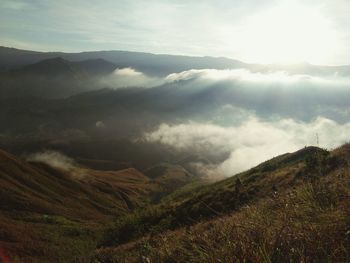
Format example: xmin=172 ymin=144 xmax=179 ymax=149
xmin=27 ymin=150 xmax=76 ymax=171
xmin=110 ymin=67 xmax=350 ymax=123
xmin=144 ymin=116 xmax=350 ymax=177
xmin=102 ymin=67 xmax=162 ymax=88
xmin=109 ymin=67 xmax=350 ymax=89
xmin=165 ymin=68 xmax=349 ymax=86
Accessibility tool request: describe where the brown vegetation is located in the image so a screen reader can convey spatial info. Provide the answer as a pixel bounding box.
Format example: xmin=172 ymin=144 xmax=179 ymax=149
xmin=87 ymin=145 xmax=350 ymax=262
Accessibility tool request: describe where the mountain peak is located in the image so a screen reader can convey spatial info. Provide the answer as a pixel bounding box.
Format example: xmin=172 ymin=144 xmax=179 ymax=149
xmin=14 ymin=57 xmax=76 ymax=75
xmin=11 ymin=57 xmax=90 ymax=82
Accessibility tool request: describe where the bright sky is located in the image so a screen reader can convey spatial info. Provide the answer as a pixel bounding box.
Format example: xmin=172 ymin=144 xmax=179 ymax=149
xmin=1 ymin=0 xmax=350 ymax=65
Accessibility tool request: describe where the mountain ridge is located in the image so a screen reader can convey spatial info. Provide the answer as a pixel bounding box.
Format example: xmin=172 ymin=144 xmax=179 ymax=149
xmin=2 ymin=46 xmax=350 ymax=77
xmin=90 ymin=144 xmax=350 ymax=262
xmin=1 ymin=144 xmax=350 ymax=262
xmin=0 ymin=148 xmax=200 ymax=261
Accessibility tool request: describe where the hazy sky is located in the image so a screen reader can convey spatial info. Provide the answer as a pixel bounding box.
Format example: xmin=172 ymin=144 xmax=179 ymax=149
xmin=1 ymin=0 xmax=350 ymax=65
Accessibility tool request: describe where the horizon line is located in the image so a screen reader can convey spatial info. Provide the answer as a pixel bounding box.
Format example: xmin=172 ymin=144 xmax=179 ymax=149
xmin=2 ymin=45 xmax=350 ymax=68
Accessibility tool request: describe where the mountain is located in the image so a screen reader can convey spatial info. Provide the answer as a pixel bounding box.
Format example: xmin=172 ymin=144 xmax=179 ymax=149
xmin=11 ymin=57 xmax=88 ymax=78
xmin=0 ymin=46 xmax=48 ymax=71
xmin=0 ymin=149 xmax=198 ymax=218
xmin=2 ymin=46 xmax=350 ymax=77
xmin=0 ymin=46 xmax=246 ymax=76
xmin=2 ymin=143 xmax=350 ymax=262
xmin=73 ymin=58 xmax=117 ymax=76
xmin=2 ymin=45 xmax=350 ymax=262
xmin=0 ymin=149 xmax=154 ymax=218
xmin=88 ymin=144 xmax=350 ymax=262
xmin=0 ymin=84 xmax=230 ymax=171
xmin=0 ymin=57 xmax=117 ymax=98
xmin=0 ymin=148 xmax=197 ymax=262
xmin=8 ymin=56 xmax=117 ymax=81
xmin=145 ymin=163 xmax=194 ymax=200
xmin=0 ymin=149 xmax=154 ymax=261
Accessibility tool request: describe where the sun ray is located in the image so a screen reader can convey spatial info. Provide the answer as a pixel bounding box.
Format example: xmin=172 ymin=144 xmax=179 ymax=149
xmin=225 ymin=2 xmax=340 ymax=64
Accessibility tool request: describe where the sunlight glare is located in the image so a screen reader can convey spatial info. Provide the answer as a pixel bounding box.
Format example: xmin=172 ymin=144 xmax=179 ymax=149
xmin=231 ymin=2 xmax=339 ymax=64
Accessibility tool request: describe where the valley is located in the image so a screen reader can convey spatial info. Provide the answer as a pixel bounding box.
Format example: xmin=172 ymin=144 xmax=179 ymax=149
xmin=1 ymin=46 xmax=350 ymax=262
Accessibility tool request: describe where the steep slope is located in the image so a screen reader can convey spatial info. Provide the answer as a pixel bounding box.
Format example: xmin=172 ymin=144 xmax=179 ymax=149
xmin=145 ymin=163 xmax=195 ymax=200
xmin=90 ymin=144 xmax=350 ymax=262
xmin=0 ymin=149 xmax=155 ymax=219
xmin=0 ymin=149 xmax=153 ymax=262
xmin=0 ymin=149 xmax=198 ymax=262
xmin=0 ymin=162 xmax=151 ymax=260
xmin=98 ymin=146 xmax=330 ymax=246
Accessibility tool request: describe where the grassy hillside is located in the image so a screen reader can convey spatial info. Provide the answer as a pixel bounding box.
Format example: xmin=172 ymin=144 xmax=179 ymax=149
xmin=2 ymin=144 xmax=350 ymax=262
xmin=0 ymin=150 xmax=197 ymax=262
xmin=0 ymin=150 xmax=155 ymax=218
xmin=88 ymin=145 xmax=350 ymax=262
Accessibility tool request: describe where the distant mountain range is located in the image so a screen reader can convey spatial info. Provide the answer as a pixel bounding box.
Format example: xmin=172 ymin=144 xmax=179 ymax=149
xmin=13 ymin=57 xmax=117 ymax=77
xmin=0 ymin=56 xmax=118 ymax=98
xmin=0 ymin=46 xmax=246 ymax=76
xmin=2 ymin=46 xmax=350 ymax=77
xmin=2 ymin=46 xmax=350 ymax=262
xmin=1 ymin=46 xmax=350 ymax=169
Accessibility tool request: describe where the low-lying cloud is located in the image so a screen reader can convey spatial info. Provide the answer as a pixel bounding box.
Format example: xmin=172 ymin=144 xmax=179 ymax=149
xmin=102 ymin=67 xmax=163 ymax=88
xmin=103 ymin=66 xmax=350 ymax=177
xmin=109 ymin=67 xmax=348 ymax=88
xmin=164 ymin=69 xmax=350 ymax=122
xmin=103 ymin=67 xmax=350 ymax=122
xmin=27 ymin=151 xmax=85 ymax=178
xmin=144 ymin=116 xmax=350 ymax=177
xmin=164 ymin=68 xmax=350 ymax=87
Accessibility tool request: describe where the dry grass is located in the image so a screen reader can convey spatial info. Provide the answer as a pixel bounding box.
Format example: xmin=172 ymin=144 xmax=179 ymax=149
xmin=3 ymin=145 xmax=350 ymax=262
xmin=86 ymin=145 xmax=350 ymax=262
xmin=0 ymin=149 xmax=203 ymax=262
xmin=0 ymin=213 xmax=104 ymax=263
xmin=89 ymin=174 xmax=350 ymax=262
